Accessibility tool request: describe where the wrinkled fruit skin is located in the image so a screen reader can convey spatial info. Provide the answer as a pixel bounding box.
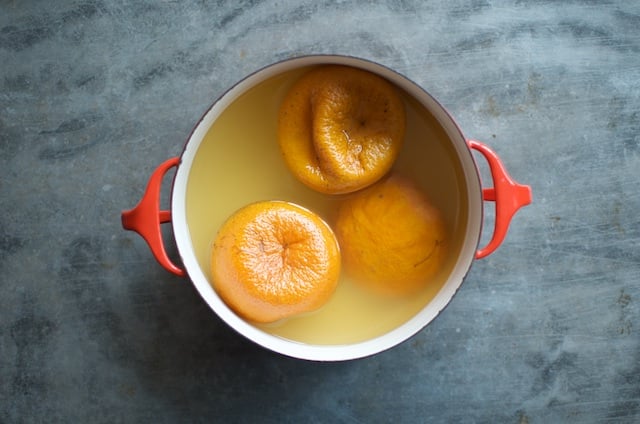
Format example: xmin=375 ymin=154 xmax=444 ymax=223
xmin=334 ymin=174 xmax=447 ymax=297
xmin=211 ymin=201 xmax=341 ymax=323
xmin=278 ymin=65 xmax=405 ymax=194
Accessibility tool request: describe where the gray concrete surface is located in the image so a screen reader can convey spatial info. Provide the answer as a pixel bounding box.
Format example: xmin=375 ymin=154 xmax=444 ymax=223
xmin=2 ymin=0 xmax=639 ymax=422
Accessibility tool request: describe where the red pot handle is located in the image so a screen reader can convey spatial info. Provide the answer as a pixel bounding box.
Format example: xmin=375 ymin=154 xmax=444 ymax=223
xmin=468 ymin=140 xmax=532 ymax=259
xmin=121 ymin=157 xmax=186 ymax=276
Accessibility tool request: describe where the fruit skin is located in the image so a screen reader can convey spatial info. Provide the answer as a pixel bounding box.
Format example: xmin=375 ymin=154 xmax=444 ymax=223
xmin=278 ymin=65 xmax=405 ymax=194
xmin=211 ymin=201 xmax=341 ymax=323
xmin=334 ymin=174 xmax=447 ymax=297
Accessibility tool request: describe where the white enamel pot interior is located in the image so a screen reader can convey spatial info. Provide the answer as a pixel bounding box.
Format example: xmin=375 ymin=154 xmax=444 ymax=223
xmin=165 ymin=55 xmax=488 ymax=361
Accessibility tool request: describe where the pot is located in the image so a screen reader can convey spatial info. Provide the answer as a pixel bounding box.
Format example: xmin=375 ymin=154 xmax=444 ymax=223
xmin=121 ymin=55 xmax=531 ymax=361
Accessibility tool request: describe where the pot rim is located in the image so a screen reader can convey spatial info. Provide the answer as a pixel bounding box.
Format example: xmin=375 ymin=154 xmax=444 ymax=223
xmin=170 ymin=54 xmax=484 ymax=361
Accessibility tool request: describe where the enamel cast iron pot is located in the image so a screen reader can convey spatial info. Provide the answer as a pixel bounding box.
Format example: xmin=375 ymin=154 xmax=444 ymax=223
xmin=121 ymin=55 xmax=532 ymax=361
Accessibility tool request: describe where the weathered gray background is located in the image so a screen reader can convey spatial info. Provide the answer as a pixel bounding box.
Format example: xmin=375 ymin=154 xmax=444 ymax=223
xmin=2 ymin=0 xmax=639 ymax=422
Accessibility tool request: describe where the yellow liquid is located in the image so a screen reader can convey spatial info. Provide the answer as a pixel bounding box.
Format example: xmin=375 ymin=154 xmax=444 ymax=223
xmin=185 ymin=67 xmax=468 ymax=345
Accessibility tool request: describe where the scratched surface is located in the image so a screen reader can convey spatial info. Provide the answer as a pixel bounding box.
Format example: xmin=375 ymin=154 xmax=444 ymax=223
xmin=1 ymin=0 xmax=639 ymax=422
